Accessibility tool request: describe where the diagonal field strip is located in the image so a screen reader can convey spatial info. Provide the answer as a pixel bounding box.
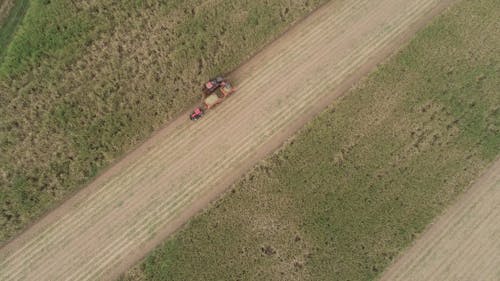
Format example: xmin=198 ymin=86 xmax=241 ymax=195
xmin=379 ymin=159 xmax=500 ymax=281
xmin=0 ymin=0 xmax=457 ymax=280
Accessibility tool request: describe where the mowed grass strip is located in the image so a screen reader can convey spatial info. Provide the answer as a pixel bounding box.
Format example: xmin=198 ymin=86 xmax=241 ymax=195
xmin=0 ymin=0 xmax=29 ymax=62
xmin=0 ymin=0 xmax=327 ymax=243
xmin=121 ymin=0 xmax=500 ymax=280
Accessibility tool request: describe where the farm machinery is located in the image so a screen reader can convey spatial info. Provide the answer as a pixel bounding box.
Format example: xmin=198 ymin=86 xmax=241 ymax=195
xmin=190 ymin=76 xmax=236 ymax=120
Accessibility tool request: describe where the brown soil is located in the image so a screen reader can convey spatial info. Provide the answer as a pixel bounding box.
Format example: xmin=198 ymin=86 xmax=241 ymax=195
xmin=0 ymin=0 xmax=456 ymax=280
xmin=379 ymin=158 xmax=500 ymax=281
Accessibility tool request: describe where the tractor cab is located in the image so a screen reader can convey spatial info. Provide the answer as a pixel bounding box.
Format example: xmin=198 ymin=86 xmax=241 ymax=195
xmin=203 ymin=76 xmax=225 ymax=94
xmin=190 ymin=107 xmax=204 ymax=121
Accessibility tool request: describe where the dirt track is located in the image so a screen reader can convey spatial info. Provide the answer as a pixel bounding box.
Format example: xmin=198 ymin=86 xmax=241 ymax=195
xmin=379 ymin=159 xmax=500 ymax=281
xmin=0 ymin=0 xmax=456 ymax=280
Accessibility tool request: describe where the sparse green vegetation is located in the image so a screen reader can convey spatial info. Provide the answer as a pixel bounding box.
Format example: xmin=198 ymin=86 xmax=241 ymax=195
xmin=0 ymin=0 xmax=95 ymax=75
xmin=120 ymin=0 xmax=499 ymax=280
xmin=0 ymin=0 xmax=327 ymax=243
xmin=0 ymin=0 xmax=29 ymax=62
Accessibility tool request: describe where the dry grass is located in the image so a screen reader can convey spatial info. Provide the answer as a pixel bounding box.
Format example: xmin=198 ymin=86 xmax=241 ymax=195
xmin=120 ymin=0 xmax=499 ymax=280
xmin=0 ymin=0 xmax=327 ymax=243
xmin=0 ymin=0 xmax=14 ymax=23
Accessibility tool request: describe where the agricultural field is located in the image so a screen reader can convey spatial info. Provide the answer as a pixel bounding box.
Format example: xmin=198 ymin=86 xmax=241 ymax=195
xmin=380 ymin=160 xmax=500 ymax=281
xmin=119 ymin=0 xmax=499 ymax=280
xmin=0 ymin=0 xmax=327 ymax=243
xmin=0 ymin=0 xmax=29 ymax=60
xmin=0 ymin=0 xmax=468 ymax=280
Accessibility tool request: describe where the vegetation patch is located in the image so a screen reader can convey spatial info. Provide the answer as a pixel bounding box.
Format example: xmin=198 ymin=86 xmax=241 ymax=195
xmin=0 ymin=0 xmax=327 ymax=243
xmin=0 ymin=0 xmax=29 ymax=62
xmin=120 ymin=0 xmax=499 ymax=280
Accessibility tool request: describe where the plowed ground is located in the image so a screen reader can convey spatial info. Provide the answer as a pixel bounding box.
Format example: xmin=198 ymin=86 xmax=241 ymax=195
xmin=0 ymin=0 xmax=456 ymax=280
xmin=380 ymin=159 xmax=500 ymax=281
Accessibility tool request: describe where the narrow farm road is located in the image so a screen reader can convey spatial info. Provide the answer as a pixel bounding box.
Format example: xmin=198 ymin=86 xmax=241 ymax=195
xmin=0 ymin=0 xmax=456 ymax=280
xmin=379 ymin=159 xmax=500 ymax=281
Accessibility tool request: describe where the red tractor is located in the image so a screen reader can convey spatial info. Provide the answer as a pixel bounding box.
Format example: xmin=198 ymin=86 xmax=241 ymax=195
xmin=190 ymin=107 xmax=205 ymax=121
xmin=202 ymin=76 xmax=225 ymax=94
xmin=190 ymin=76 xmax=236 ymax=121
